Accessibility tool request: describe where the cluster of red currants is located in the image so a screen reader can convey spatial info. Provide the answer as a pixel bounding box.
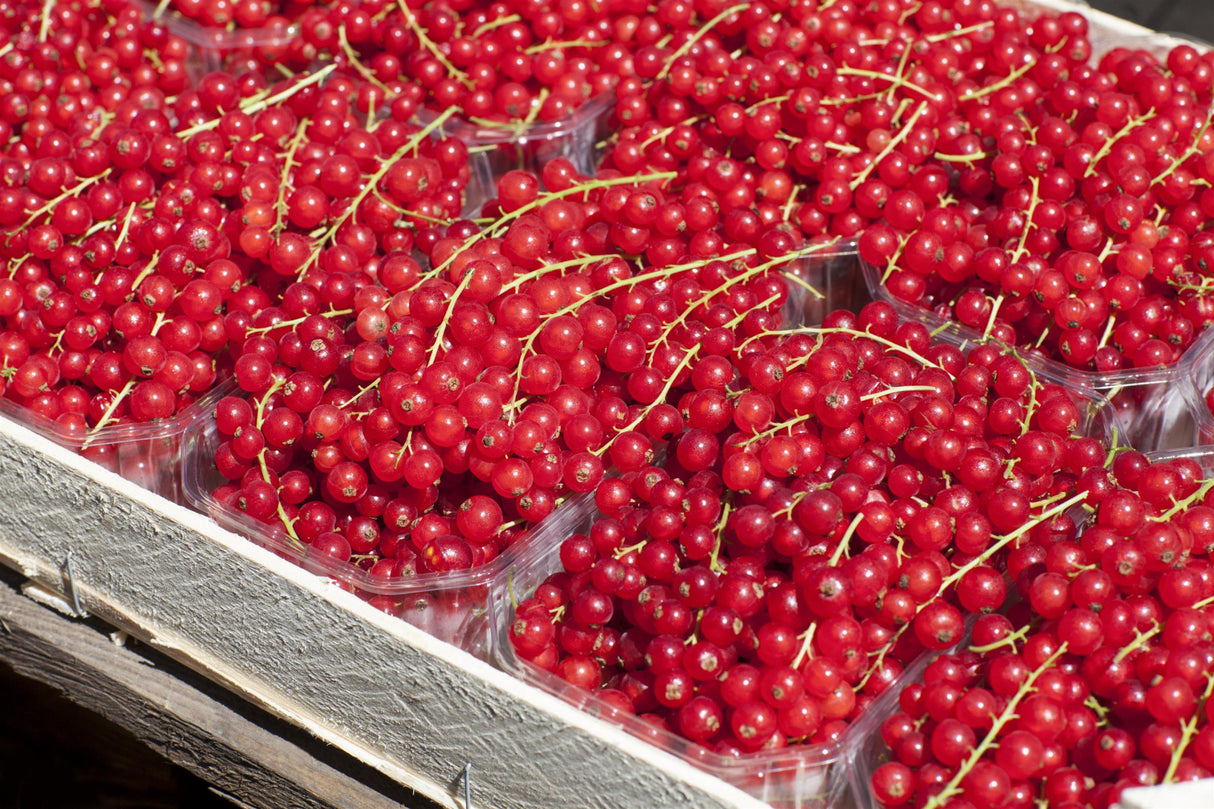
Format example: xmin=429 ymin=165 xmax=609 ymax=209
xmin=869 ymin=451 xmax=1214 ymax=809
xmin=509 ymin=298 xmax=1120 ymax=757
xmin=210 ymin=159 xmax=817 ymax=577
xmin=0 ymin=0 xmax=467 ymax=445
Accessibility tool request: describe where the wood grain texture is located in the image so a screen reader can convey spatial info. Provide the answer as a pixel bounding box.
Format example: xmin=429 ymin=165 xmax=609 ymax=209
xmin=0 ymin=566 xmax=429 ymax=809
xmin=0 ymin=414 xmax=769 ymax=809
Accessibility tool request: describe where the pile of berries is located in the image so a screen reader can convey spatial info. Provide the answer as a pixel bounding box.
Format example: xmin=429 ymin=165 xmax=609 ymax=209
xmin=4 ymin=0 xmax=1214 ymax=803
xmin=868 ymin=452 xmax=1214 ymax=809
xmin=209 ymin=160 xmax=822 ymax=576
xmin=509 ymin=299 xmax=1109 ymax=753
xmin=0 ymin=0 xmax=466 ymax=441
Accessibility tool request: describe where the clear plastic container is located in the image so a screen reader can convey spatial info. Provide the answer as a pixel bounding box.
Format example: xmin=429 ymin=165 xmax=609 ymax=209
xmin=485 ymin=498 xmax=854 ymax=809
xmin=180 ymin=413 xmax=594 ymax=655
xmin=858 ymin=258 xmax=1176 ymax=452
xmin=782 ymin=241 xmax=869 ymax=329
xmin=0 ymin=378 xmax=236 ymax=504
xmin=1169 ymin=329 xmax=1214 ymax=447
xmin=419 ymin=94 xmax=617 ymax=218
xmin=841 ymin=631 xmax=977 ymax=809
xmin=135 ymin=0 xmax=302 ymax=80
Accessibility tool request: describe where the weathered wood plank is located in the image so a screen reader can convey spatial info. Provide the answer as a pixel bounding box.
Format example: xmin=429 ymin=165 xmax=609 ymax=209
xmin=0 ymin=412 xmax=769 ymax=809
xmin=0 ymin=566 xmax=433 ymax=809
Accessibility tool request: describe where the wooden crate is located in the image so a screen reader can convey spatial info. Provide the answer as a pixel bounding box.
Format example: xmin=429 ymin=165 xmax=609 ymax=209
xmin=0 ymin=414 xmax=768 ymax=809
xmin=0 ymin=3 xmax=1202 ymax=808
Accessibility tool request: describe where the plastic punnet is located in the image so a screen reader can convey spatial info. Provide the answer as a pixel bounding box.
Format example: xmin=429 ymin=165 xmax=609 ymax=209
xmin=0 ymin=378 xmax=237 ymax=503
xmin=419 ymin=94 xmax=616 ymax=217
xmin=486 ymin=497 xmax=855 ymax=809
xmin=181 ymin=414 xmax=600 ymax=655
xmin=859 ymin=258 xmax=1168 ymax=452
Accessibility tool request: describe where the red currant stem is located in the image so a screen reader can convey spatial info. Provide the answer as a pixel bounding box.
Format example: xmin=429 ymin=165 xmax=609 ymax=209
xmin=1112 ymin=622 xmax=1162 ymax=666
xmin=836 ymin=66 xmax=935 ymax=102
xmin=791 ymin=623 xmax=816 ymax=669
xmin=375 ymin=191 xmax=454 ymax=226
xmin=46 ymin=330 xmax=65 ymax=359
xmin=150 ymin=311 xmax=168 ymax=337
xmin=1029 ymin=491 xmax=1069 ymax=511
xmin=468 ymin=89 xmax=549 ymax=131
xmin=849 ymin=101 xmax=928 ymax=191
xmin=707 ymin=497 xmax=733 ymax=575
xmin=1086 ymin=694 xmax=1111 ymax=726
xmin=0 ymin=43 xmax=12 ymax=62
xmin=336 ymin=377 xmax=382 ymax=410
xmin=590 ymin=345 xmax=701 ymax=457
xmin=1152 ymin=108 xmax=1214 ymax=186
xmin=612 ymin=539 xmax=649 ymax=560
xmin=1018 ymin=373 xmax=1041 ymax=437
xmin=1096 ymin=313 xmax=1117 ymax=349
xmin=83 ymin=378 xmax=137 ymax=444
xmin=273 ymin=120 xmax=311 ymax=233
xmin=745 ymin=95 xmax=790 ymax=113
xmin=245 ymin=308 xmax=353 ymax=337
xmin=958 ymin=57 xmax=1038 ymax=103
xmin=884 ymin=44 xmax=912 ymax=105
xmin=523 ymin=38 xmax=606 ymax=54
xmin=426 ymin=267 xmax=476 ymax=365
xmin=20 ymin=170 xmax=111 ymax=230
xmin=781 ymin=186 xmax=805 ymax=222
xmin=654 ymin=3 xmax=750 ymax=81
xmin=111 ymin=202 xmax=139 ymax=253
xmin=860 ymin=384 xmax=940 ymax=403
xmin=177 ymin=65 xmax=337 ymax=139
xmin=1032 ymin=325 xmax=1050 ymax=350
xmin=1083 ymin=110 xmax=1158 ymax=179
xmin=742 ymin=413 xmax=814 ymax=446
xmin=469 ymin=14 xmax=520 ymax=36
xmin=433 ymin=172 xmax=677 ymax=277
xmin=252 ymin=377 xmax=287 ymax=429
xmin=393 ymin=0 xmax=474 ymax=90
xmin=942 ymin=491 xmax=1088 ymax=592
xmin=648 ymin=253 xmax=799 ymax=357
xmin=931 ymin=150 xmax=991 ymax=164
xmin=967 ymin=623 xmax=1031 ymax=654
xmin=126 ymin=251 xmax=162 ymax=298
xmin=752 ymin=326 xmax=950 ymax=376
xmin=828 ymin=512 xmax=864 ymax=567
xmin=1149 ymin=478 xmax=1214 ymax=523
xmin=924 ymin=19 xmax=993 ymax=42
xmin=337 ymin=25 xmax=394 ymax=97
xmin=980 ymin=294 xmax=1004 ymax=343
xmin=37 ymin=0 xmax=54 ymax=42
xmin=508 ymin=250 xmax=755 ymax=395
xmin=497 ymin=254 xmax=619 ymax=296
xmin=879 ymin=237 xmax=909 ymax=285
xmin=924 ymin=643 xmax=1071 ymax=809
xmin=150 ymin=0 xmax=170 ymax=17
xmin=1007 ymin=175 xmax=1041 ymax=267
xmin=773 ymin=490 xmax=805 ymax=520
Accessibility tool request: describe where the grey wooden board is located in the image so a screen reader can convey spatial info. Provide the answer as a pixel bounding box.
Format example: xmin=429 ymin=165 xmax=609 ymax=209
xmin=0 ymin=413 xmax=768 ymax=809
xmin=0 ymin=565 xmax=436 ymax=809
